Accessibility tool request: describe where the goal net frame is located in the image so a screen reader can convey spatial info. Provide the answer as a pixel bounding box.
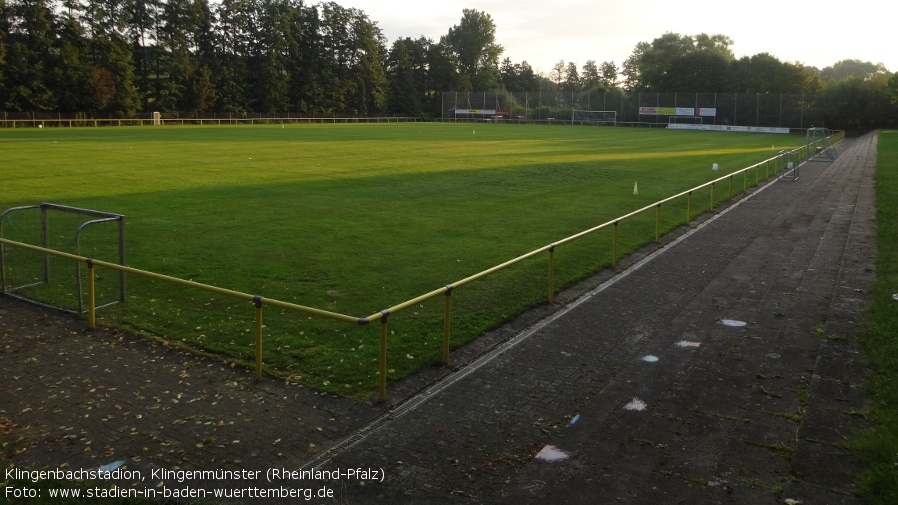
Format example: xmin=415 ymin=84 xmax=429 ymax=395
xmin=778 ymin=150 xmax=800 ymax=182
xmin=571 ymin=110 xmax=617 ymax=126
xmin=806 ymin=127 xmax=836 ymax=162
xmin=1 ymin=203 xmax=126 ymax=314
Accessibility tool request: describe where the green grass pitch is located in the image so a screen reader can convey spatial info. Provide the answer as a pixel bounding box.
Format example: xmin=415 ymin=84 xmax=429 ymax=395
xmin=1 ymin=123 xmax=803 ymax=397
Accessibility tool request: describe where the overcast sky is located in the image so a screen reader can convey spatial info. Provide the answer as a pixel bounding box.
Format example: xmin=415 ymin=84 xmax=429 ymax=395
xmin=334 ymin=0 xmax=895 ymax=75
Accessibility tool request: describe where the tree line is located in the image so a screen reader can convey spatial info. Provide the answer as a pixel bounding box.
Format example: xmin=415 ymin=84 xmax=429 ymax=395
xmin=1 ymin=1 xmax=896 ymax=129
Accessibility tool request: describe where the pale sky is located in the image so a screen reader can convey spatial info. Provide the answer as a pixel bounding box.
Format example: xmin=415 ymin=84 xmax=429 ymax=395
xmin=334 ymin=0 xmax=895 ymax=75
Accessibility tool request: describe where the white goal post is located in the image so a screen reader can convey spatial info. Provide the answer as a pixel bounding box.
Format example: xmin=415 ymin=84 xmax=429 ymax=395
xmin=571 ymin=110 xmax=617 ymax=126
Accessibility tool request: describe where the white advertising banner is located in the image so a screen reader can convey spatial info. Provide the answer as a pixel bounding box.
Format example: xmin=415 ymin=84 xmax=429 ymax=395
xmin=668 ymin=124 xmax=790 ymax=134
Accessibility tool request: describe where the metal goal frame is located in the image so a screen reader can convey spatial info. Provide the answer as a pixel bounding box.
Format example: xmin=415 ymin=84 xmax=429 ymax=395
xmin=0 ymin=203 xmax=126 ymax=314
xmin=806 ymin=127 xmax=836 ymax=162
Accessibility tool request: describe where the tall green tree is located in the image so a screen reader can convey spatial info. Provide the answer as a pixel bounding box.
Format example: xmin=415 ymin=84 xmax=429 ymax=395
xmin=252 ymin=0 xmax=292 ymax=113
xmin=516 ymin=61 xmax=538 ymax=91
xmin=562 ymin=61 xmax=580 ymax=91
xmin=441 ymin=8 xmax=502 ymax=90
xmin=83 ymin=0 xmax=139 ymax=114
xmin=214 ymin=0 xmax=254 ymax=113
xmin=3 ymin=0 xmax=56 ymax=110
xmin=498 ymin=58 xmax=537 ymax=93
xmin=821 ymin=59 xmax=890 ymax=83
xmin=822 ymin=74 xmax=896 ymax=130
xmin=580 ymin=60 xmax=600 ymax=90
xmin=622 ymin=32 xmax=732 ymax=91
xmin=0 ymin=0 xmax=10 ymax=106
xmin=693 ymin=33 xmax=735 ymax=59
xmin=286 ymin=1 xmax=328 ymax=114
xmin=660 ymin=50 xmax=731 ymax=91
xmin=156 ymin=0 xmax=218 ymax=112
xmin=599 ymin=61 xmax=618 ymax=87
xmin=318 ymin=1 xmax=355 ymax=113
xmin=53 ymin=3 xmax=95 ymax=111
xmin=157 ymin=0 xmax=192 ymax=110
xmin=890 ymin=73 xmax=898 ymax=107
xmin=124 ymin=0 xmax=159 ymax=109
xmin=386 ymin=37 xmax=424 ymax=115
xmin=729 ymin=53 xmax=808 ymax=94
xmin=183 ymin=63 xmax=217 ymax=113
xmin=799 ymin=65 xmax=824 ymax=96
xmin=499 ymin=57 xmax=517 ymax=91
xmin=622 ymin=33 xmax=691 ymax=90
xmin=187 ymin=0 xmax=218 ymax=112
xmin=426 ymin=39 xmax=463 ymax=104
xmin=550 ymin=60 xmax=564 ymax=85
xmin=345 ymin=8 xmax=386 ymax=115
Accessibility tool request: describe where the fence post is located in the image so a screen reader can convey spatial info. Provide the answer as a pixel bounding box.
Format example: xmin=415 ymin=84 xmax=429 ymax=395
xmin=548 ymin=245 xmax=555 ymax=303
xmin=41 ymin=206 xmax=50 ymax=283
xmin=655 ymin=204 xmax=661 ymax=242
xmin=612 ymin=221 xmax=619 ymax=267
xmin=87 ymin=259 xmax=96 ymax=328
xmin=253 ymin=296 xmax=263 ymax=380
xmin=687 ymin=191 xmax=693 ymax=224
xmin=379 ymin=311 xmax=389 ymax=403
xmin=118 ymin=216 xmax=126 ymax=302
xmin=443 ymin=287 xmax=452 ymax=364
xmin=710 ymin=183 xmax=715 ymax=210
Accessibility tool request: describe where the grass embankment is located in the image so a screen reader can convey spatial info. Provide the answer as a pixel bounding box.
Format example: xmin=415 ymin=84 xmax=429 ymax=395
xmin=0 ymin=123 xmax=800 ymax=397
xmin=854 ymin=130 xmax=898 ymax=503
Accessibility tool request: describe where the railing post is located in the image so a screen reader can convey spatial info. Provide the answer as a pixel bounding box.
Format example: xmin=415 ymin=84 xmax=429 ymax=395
xmin=253 ymin=295 xmax=263 ymax=380
xmin=0 ymin=239 xmax=4 ymax=292
xmin=87 ymin=258 xmax=96 ymax=328
xmin=743 ymin=170 xmax=748 ymax=192
xmin=41 ymin=205 xmax=50 ymax=283
xmin=612 ymin=221 xmax=619 ymax=267
xmin=379 ymin=311 xmax=389 ymax=403
xmin=118 ymin=216 xmax=126 ymax=302
xmin=443 ymin=287 xmax=452 ymax=365
xmin=548 ymin=245 xmax=555 ymax=303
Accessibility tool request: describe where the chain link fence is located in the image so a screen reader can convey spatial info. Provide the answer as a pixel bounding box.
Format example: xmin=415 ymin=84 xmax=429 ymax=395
xmin=0 ymin=112 xmax=422 ymax=128
xmin=441 ymin=91 xmax=825 ymax=129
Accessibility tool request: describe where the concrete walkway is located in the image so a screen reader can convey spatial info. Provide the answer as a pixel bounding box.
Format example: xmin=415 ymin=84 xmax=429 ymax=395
xmin=0 ymin=133 xmax=876 ymax=504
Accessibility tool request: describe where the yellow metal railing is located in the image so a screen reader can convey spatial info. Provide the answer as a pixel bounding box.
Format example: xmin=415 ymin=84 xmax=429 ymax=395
xmin=0 ymin=240 xmax=360 ymax=374
xmin=1 ymin=132 xmax=843 ymax=402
